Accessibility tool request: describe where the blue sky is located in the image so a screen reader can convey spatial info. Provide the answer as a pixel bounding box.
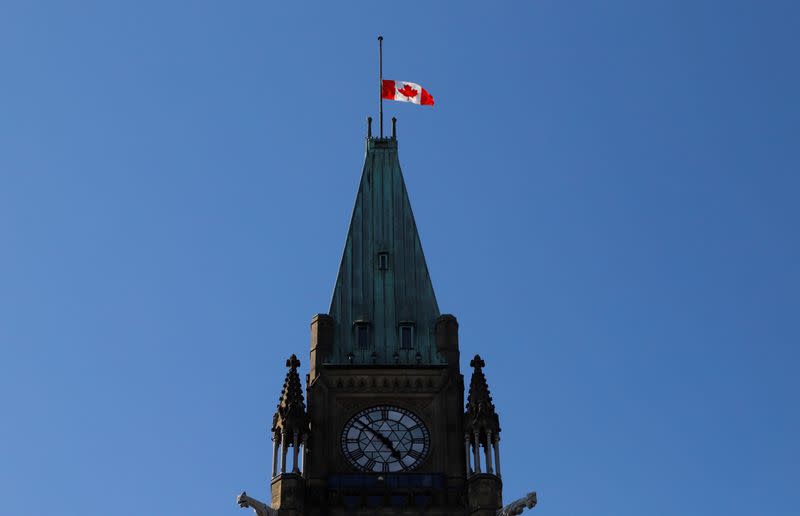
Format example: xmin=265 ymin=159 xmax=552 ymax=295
xmin=1 ymin=1 xmax=798 ymax=515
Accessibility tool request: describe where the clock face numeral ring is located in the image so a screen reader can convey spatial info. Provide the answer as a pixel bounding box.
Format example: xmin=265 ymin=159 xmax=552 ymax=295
xmin=340 ymin=405 xmax=430 ymax=473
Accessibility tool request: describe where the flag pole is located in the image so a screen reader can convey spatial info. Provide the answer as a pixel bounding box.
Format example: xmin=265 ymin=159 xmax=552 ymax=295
xmin=378 ymin=35 xmax=384 ymax=138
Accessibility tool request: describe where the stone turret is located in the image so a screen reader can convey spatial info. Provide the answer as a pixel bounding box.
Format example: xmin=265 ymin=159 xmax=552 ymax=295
xmin=465 ymin=354 xmax=501 ymax=459
xmin=465 ymin=355 xmax=502 ymax=515
xmin=270 ymin=355 xmax=308 ymax=515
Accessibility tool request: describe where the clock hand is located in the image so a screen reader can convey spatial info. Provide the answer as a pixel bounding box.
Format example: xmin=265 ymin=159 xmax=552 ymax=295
xmin=355 ymin=420 xmax=402 ymax=460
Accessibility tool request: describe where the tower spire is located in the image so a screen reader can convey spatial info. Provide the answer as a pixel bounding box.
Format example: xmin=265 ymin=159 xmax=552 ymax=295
xmin=327 ymin=137 xmax=441 ymax=366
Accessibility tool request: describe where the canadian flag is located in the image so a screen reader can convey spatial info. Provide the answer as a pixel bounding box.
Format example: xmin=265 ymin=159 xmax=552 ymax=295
xmin=381 ymin=80 xmax=434 ymax=106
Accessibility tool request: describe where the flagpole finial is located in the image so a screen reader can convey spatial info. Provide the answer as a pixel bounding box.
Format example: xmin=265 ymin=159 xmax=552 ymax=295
xmin=367 ymin=116 xmax=373 ymax=138
xmin=392 ymin=117 xmax=397 ymax=139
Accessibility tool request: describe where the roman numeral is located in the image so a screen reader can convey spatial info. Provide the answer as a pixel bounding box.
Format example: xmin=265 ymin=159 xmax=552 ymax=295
xmin=408 ymin=450 xmax=424 ymax=460
xmin=349 ymin=449 xmax=364 ymax=460
xmin=365 ymin=459 xmax=376 ymax=471
xmin=411 ymin=438 xmax=426 ymax=444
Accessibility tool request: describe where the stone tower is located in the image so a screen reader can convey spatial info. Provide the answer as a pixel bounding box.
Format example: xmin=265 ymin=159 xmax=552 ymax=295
xmin=241 ymin=127 xmax=509 ymax=516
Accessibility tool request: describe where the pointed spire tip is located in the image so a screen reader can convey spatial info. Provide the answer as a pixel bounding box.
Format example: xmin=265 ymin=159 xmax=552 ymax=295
xmin=286 ymin=354 xmax=300 ymax=368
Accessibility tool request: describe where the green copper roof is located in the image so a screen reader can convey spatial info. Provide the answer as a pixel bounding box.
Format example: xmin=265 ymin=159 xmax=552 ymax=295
xmin=328 ymin=137 xmax=443 ymax=365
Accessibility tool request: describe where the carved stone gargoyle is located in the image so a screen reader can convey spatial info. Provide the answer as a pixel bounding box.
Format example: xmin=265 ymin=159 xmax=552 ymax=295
xmin=498 ymin=491 xmax=538 ymax=516
xmin=237 ymin=491 xmax=276 ymax=516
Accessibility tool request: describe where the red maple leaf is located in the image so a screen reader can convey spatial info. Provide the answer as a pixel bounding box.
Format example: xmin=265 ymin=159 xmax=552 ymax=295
xmin=397 ymin=84 xmax=418 ymax=98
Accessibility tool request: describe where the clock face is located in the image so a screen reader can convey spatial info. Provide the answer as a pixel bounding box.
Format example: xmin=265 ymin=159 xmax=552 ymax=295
xmin=341 ymin=405 xmax=430 ymax=473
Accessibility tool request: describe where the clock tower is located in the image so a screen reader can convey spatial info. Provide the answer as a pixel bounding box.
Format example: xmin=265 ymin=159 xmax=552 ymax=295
xmin=240 ymin=123 xmax=509 ymax=516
